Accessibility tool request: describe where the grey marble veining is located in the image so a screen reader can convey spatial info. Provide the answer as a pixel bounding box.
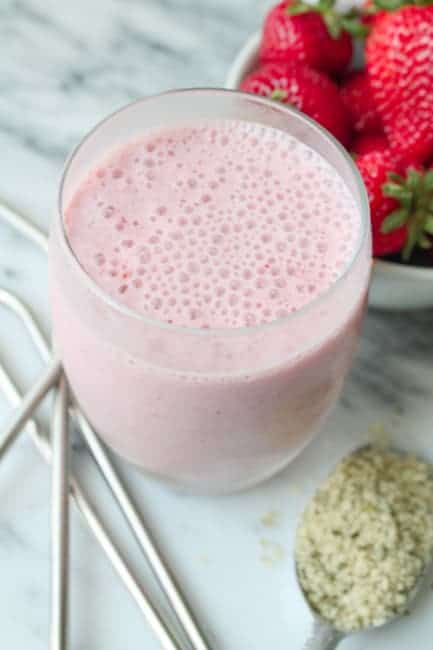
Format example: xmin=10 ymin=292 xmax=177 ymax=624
xmin=0 ymin=2 xmax=433 ymax=649
xmin=355 ymin=309 xmax=433 ymax=407
xmin=0 ymin=0 xmax=265 ymax=163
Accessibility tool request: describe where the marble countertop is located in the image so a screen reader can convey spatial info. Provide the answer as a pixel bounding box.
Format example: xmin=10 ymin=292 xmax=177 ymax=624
xmin=1 ymin=1 xmax=433 ymax=648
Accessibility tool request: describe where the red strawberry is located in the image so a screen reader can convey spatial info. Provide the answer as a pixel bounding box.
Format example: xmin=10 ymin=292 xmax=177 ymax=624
xmin=366 ymin=5 xmax=433 ymax=163
xmin=380 ymin=165 xmax=433 ymax=260
xmin=356 ymin=149 xmax=406 ymax=256
xmin=259 ymin=0 xmax=361 ymax=75
xmin=241 ymin=62 xmax=351 ymax=146
xmin=340 ymin=71 xmax=382 ymax=135
xmin=352 ymin=133 xmax=388 ymax=156
xmin=357 ymin=149 xmax=433 ymax=259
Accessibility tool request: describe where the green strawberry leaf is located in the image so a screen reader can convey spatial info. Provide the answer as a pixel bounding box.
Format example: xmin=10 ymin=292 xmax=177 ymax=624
xmin=270 ymin=89 xmax=288 ymax=101
xmin=406 ymin=169 xmax=422 ymax=193
xmin=286 ymin=1 xmax=315 ymax=15
xmin=383 ymin=182 xmax=412 ymax=203
xmin=387 ymin=172 xmax=405 ymax=184
xmin=323 ymin=12 xmax=342 ymax=38
xmin=286 ymin=0 xmax=366 ymax=39
xmin=402 ymin=225 xmax=418 ymax=261
xmin=417 ymin=233 xmax=432 ymax=249
xmin=381 ymin=167 xmax=433 ymax=260
xmin=374 ymin=0 xmax=404 ymax=10
xmin=423 ymin=170 xmax=433 ymax=192
xmin=424 ymin=216 xmax=433 ymax=235
xmin=381 ymin=209 xmax=408 ymax=233
xmin=340 ymin=17 xmax=370 ymax=37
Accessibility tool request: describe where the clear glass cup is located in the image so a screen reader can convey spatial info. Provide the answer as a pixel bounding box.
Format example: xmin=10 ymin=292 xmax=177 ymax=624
xmin=49 ymin=89 xmax=371 ymax=494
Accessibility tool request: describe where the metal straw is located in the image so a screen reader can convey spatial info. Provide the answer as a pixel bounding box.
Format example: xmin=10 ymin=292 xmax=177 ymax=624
xmin=0 ymin=288 xmax=49 ymax=358
xmin=76 ymin=410 xmax=211 ymax=650
xmin=0 ymin=361 xmax=182 ymax=650
xmin=0 ymin=200 xmax=212 ymax=649
xmin=0 ymin=358 xmax=61 ymax=459
xmin=51 ymin=375 xmax=70 ymax=650
xmin=0 ymin=199 xmax=48 ymax=252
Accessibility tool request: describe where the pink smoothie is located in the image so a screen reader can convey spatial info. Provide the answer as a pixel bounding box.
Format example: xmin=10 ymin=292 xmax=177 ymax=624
xmin=65 ymin=121 xmax=359 ymax=327
xmin=51 ymin=118 xmax=370 ymax=492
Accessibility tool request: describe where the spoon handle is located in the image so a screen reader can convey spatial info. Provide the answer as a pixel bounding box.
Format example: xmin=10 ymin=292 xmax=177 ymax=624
xmin=303 ymin=621 xmax=344 ymax=650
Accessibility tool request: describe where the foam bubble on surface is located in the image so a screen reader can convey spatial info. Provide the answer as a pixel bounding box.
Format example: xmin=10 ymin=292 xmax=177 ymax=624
xmin=65 ymin=120 xmax=360 ymax=328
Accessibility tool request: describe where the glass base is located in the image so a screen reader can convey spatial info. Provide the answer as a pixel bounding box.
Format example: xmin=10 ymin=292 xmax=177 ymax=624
xmin=102 ymin=426 xmax=322 ymax=497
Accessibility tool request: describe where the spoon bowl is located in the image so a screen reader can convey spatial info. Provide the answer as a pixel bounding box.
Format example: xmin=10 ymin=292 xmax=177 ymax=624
xmin=297 ymin=560 xmax=433 ymax=650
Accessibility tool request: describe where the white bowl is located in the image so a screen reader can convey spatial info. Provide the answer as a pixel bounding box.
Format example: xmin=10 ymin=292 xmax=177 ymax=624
xmin=225 ymin=32 xmax=433 ymax=311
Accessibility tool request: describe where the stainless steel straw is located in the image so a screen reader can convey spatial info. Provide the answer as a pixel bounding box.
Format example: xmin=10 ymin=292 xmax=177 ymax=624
xmin=51 ymin=375 xmax=70 ymax=650
xmin=0 ymin=200 xmax=212 ymax=650
xmin=0 ymin=199 xmax=48 ymax=252
xmin=0 ymin=358 xmax=61 ymax=459
xmin=76 ymin=410 xmax=211 ymax=650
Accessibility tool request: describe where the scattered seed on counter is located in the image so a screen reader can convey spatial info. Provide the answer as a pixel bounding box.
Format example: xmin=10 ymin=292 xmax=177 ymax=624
xmin=260 ymin=538 xmax=285 ymax=567
xmin=260 ymin=510 xmax=281 ymax=528
xmin=367 ymin=420 xmax=392 ymax=448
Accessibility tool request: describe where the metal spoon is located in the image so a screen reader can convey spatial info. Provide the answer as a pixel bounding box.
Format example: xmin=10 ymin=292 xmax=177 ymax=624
xmin=302 ymin=619 xmax=344 ymax=650
xmin=296 ymin=447 xmax=433 ymax=650
xmin=298 ymin=566 xmax=433 ymax=650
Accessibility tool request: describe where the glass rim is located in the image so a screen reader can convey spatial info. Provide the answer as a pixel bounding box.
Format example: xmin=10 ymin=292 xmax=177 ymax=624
xmin=57 ymin=87 xmax=370 ymax=339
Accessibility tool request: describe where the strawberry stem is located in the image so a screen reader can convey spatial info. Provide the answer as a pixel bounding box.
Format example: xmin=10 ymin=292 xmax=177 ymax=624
xmin=369 ymin=0 xmax=433 ymax=13
xmin=425 ymin=216 xmax=433 ymax=234
xmin=286 ymin=0 xmax=367 ymax=38
xmin=382 ymin=168 xmax=433 ymax=260
xmin=270 ymin=89 xmax=288 ymax=101
xmin=340 ymin=16 xmax=370 ymax=37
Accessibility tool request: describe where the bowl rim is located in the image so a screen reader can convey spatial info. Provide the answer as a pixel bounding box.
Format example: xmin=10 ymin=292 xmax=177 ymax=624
xmin=225 ymin=31 xmax=260 ymax=89
xmin=373 ymin=258 xmax=433 ymax=281
xmin=225 ymin=31 xmax=433 ymax=284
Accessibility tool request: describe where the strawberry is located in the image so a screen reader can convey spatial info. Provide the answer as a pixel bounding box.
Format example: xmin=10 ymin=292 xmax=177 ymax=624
xmin=352 ymin=133 xmax=388 ymax=156
xmin=365 ymin=5 xmax=433 ymax=163
xmin=259 ymin=0 xmax=364 ymax=75
xmin=241 ymin=62 xmax=351 ymax=146
xmin=340 ymin=71 xmax=382 ymax=135
xmin=356 ymin=149 xmax=406 ymax=256
xmin=380 ymin=166 xmax=433 ymax=260
xmin=357 ymin=149 xmax=433 ymax=259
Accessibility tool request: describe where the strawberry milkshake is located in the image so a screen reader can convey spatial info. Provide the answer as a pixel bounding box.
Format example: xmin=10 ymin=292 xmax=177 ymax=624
xmin=50 ymin=90 xmax=370 ymax=492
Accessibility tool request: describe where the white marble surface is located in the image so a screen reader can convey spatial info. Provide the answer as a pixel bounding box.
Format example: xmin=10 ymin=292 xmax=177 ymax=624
xmin=1 ymin=1 xmax=433 ymax=648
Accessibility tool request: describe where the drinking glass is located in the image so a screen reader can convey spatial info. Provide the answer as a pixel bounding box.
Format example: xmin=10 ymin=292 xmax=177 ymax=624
xmin=49 ymin=89 xmax=371 ymax=494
